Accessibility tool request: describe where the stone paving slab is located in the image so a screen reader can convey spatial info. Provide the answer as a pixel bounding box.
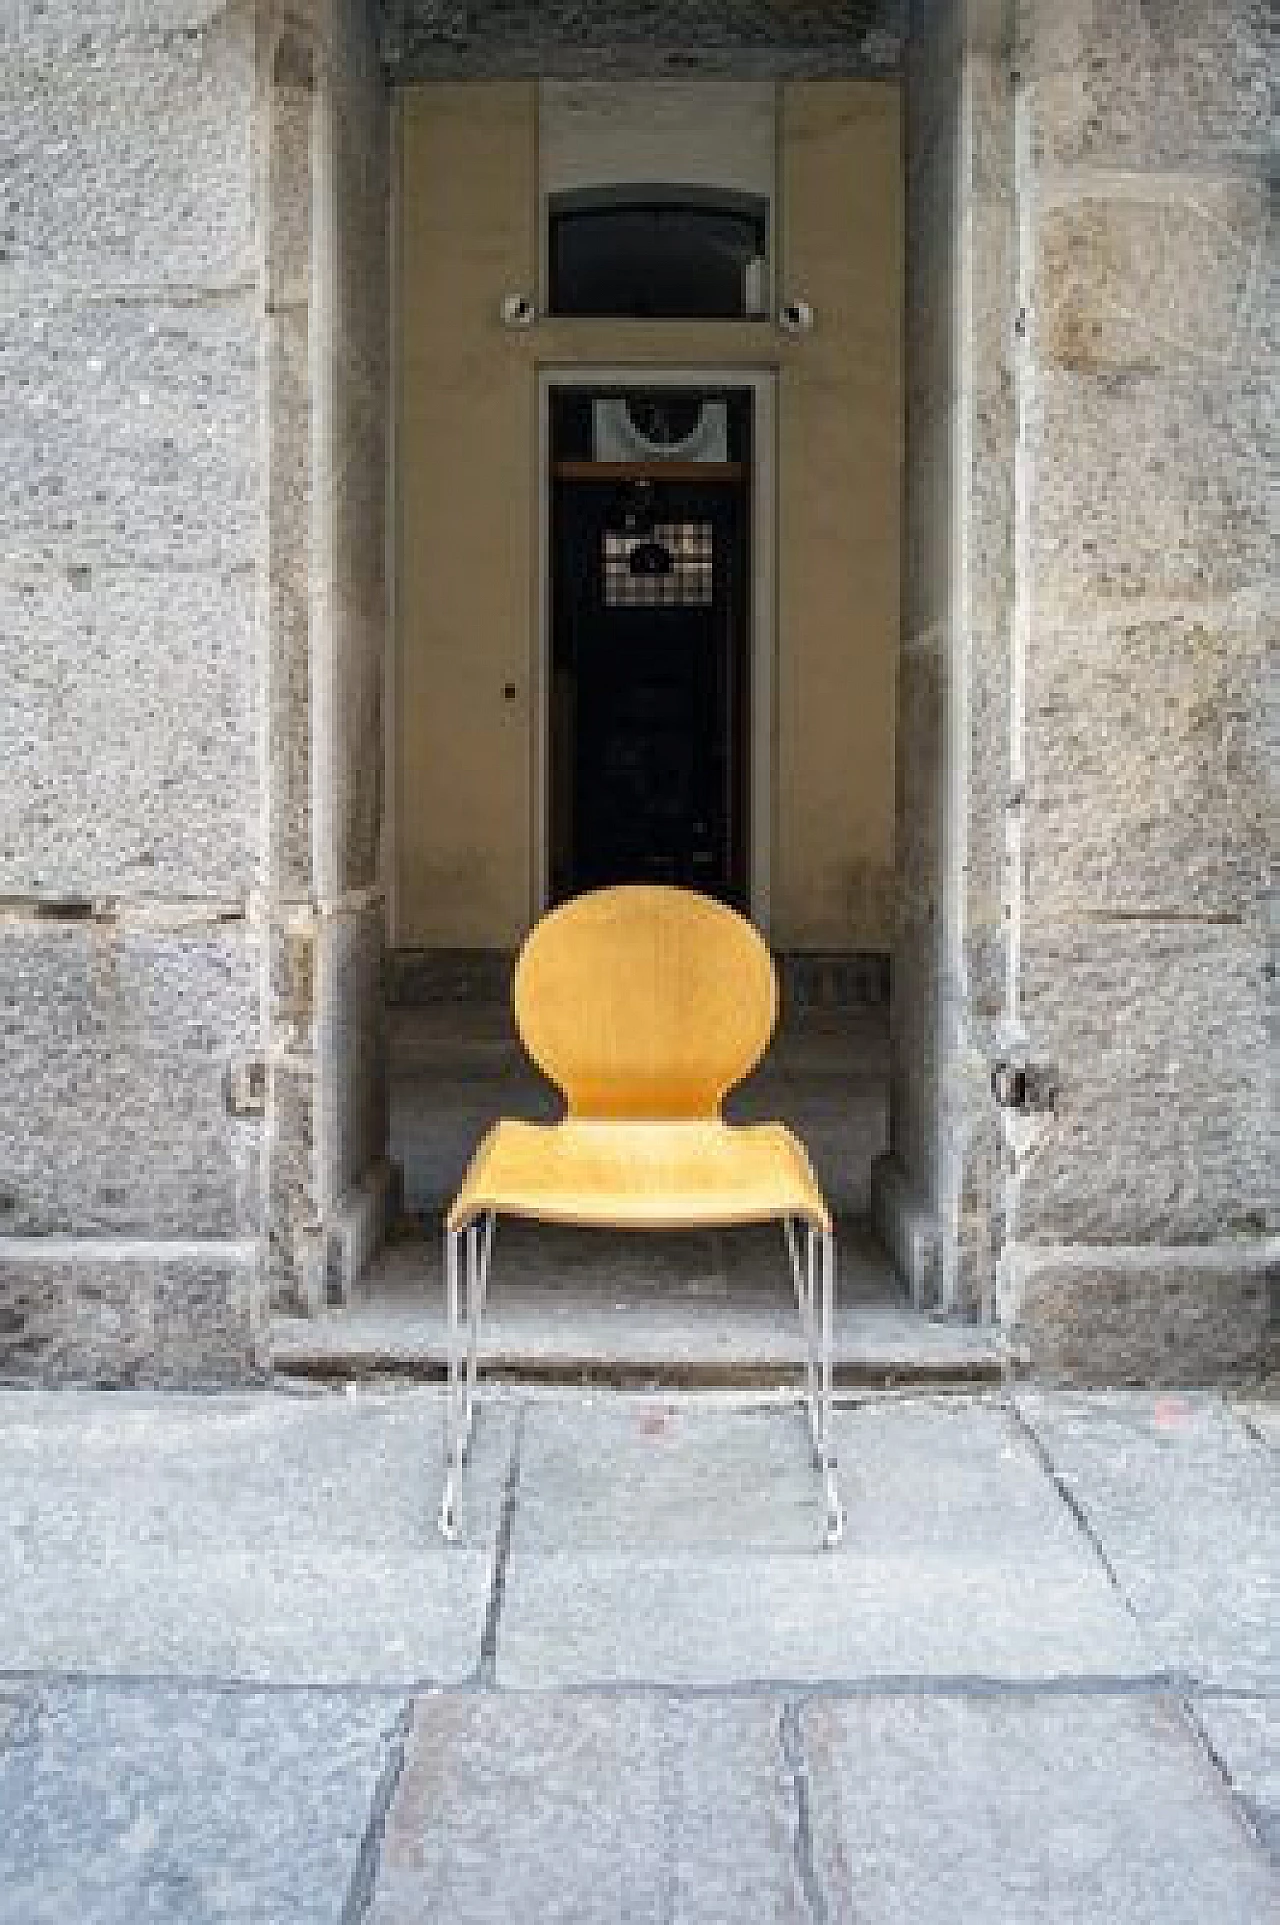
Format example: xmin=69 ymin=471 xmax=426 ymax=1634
xmin=804 ymin=1695 xmax=1276 ymax=1924
xmin=496 ymin=1398 xmax=1151 ymax=1686
xmin=0 ymin=1389 xmax=510 ymax=1686
xmin=1192 ymin=1695 xmax=1280 ymax=1859
xmin=0 ymin=1682 xmax=404 ymax=1925
xmin=369 ymin=1694 xmax=808 ymax=1924
xmin=1015 ymin=1391 xmax=1278 ymax=1690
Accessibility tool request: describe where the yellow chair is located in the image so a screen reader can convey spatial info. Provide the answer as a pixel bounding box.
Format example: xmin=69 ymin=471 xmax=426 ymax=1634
xmin=438 ymin=884 xmax=845 ymax=1547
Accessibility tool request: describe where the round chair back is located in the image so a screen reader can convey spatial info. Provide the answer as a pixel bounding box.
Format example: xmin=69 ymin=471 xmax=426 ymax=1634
xmin=514 ymin=885 xmax=777 ymax=1119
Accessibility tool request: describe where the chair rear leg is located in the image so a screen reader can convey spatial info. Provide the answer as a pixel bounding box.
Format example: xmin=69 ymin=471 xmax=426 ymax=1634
xmin=438 ymin=1225 xmax=465 ymax=1540
xmin=819 ymin=1227 xmax=845 ymax=1548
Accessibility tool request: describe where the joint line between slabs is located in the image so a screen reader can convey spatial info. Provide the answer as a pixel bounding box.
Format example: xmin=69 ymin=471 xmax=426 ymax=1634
xmin=1173 ymin=1692 xmax=1277 ymax=1865
xmin=475 ymin=1403 xmax=526 ymax=1687
xmin=340 ymin=1697 xmax=416 ymax=1925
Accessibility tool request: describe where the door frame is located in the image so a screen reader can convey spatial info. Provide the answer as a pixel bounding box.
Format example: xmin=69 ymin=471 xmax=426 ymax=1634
xmin=536 ymin=365 xmax=776 ymax=932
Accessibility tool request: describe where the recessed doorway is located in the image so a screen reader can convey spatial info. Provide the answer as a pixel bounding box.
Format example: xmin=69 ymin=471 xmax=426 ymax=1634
xmin=545 ymin=383 xmax=759 ymax=913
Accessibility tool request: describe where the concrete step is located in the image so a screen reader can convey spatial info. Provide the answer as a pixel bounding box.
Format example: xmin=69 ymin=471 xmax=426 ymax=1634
xmin=272 ymin=1218 xmax=1005 ymax=1388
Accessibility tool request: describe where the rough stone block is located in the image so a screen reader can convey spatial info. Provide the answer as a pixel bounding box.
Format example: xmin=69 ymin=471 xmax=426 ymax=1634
xmin=0 ymin=1684 xmax=404 ymax=1925
xmin=267 ymin=49 xmax=314 ymax=310
xmin=0 ymin=1386 xmax=509 ymax=1677
xmin=0 ymin=922 xmax=264 ymax=1236
xmin=0 ymin=569 xmax=259 ymax=898
xmin=1015 ymin=1392 xmax=1279 ymax=1684
xmin=13 ymin=3 xmax=234 ymax=30
xmin=1 ymin=15 xmax=254 ymax=288
xmin=806 ymin=1695 xmax=1278 ymax=1924
xmin=1037 ymin=181 xmax=1273 ymax=375
xmin=370 ymin=1696 xmax=804 ymax=1925
xmin=1012 ymin=922 xmax=1272 ymax=1244
xmin=316 ymin=902 xmax=386 ymax=1208
xmin=1 ymin=297 xmax=259 ymax=569
xmin=895 ymin=636 xmax=943 ymax=904
xmin=325 ymin=592 xmax=385 ymax=893
xmin=0 ymin=1239 xmax=265 ymax=1385
xmin=1024 ymin=607 xmax=1271 ymax=919
xmin=497 ymin=1399 xmax=1149 ymax=1686
xmin=1001 ymin=1244 xmax=1275 ymax=1385
xmin=267 ymin=308 xmax=311 ymax=582
xmin=1030 ymin=367 xmax=1274 ymax=607
xmin=269 ymin=575 xmax=313 ymax=896
xmin=268 ymin=1062 xmax=319 ymax=1306
xmin=1022 ymin=0 xmax=1273 ymax=169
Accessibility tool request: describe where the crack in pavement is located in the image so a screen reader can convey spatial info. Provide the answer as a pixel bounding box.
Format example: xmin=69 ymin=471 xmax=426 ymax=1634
xmin=780 ymin=1700 xmax=827 ymax=1924
xmin=1008 ymin=1399 xmax=1141 ymax=1622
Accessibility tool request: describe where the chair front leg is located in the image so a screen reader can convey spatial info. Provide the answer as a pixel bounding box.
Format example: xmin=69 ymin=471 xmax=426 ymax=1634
xmin=461 ymin=1212 xmax=495 ymax=1453
xmin=439 ymin=1212 xmax=496 ymax=1544
xmin=784 ymin=1218 xmax=821 ymax=1461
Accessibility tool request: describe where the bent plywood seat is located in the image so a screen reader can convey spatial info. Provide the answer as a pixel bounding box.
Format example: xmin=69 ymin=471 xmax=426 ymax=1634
xmin=438 ymin=885 xmax=844 ymax=1547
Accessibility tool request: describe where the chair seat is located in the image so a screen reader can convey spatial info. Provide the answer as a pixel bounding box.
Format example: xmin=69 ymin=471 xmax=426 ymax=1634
xmin=447 ymin=1117 xmax=831 ymax=1235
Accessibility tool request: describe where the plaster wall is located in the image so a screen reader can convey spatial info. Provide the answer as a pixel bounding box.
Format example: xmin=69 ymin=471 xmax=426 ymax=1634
xmin=394 ymin=78 xmax=901 ymax=951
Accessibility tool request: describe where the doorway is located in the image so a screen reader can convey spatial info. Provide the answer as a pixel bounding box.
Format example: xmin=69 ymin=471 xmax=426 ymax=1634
xmin=548 ymin=385 xmax=754 ymax=909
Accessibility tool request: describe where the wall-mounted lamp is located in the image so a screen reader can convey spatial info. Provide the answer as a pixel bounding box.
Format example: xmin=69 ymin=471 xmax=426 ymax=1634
xmin=500 ymin=293 xmax=537 ymax=329
xmin=778 ymin=299 xmax=815 ymax=334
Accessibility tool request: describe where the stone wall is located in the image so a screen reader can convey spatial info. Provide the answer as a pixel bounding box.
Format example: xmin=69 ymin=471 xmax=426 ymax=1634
xmin=0 ymin=0 xmax=391 ymax=1380
xmin=875 ymin=0 xmax=1015 ymax=1319
xmin=381 ymin=0 xmax=905 ymax=78
xmin=881 ymin=0 xmax=1274 ymax=1378
xmin=998 ymin=0 xmax=1275 ymax=1379
xmin=1 ymin=1 xmax=270 ymax=1380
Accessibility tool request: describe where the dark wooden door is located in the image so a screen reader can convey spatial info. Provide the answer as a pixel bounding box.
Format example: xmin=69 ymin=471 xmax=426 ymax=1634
xmin=551 ymin=466 xmax=749 ymax=908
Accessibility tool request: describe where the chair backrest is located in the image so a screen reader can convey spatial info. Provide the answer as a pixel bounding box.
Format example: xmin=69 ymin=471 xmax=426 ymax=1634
xmin=514 ymin=885 xmax=778 ymax=1120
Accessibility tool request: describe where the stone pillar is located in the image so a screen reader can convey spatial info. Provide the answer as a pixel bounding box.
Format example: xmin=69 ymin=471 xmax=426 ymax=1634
xmin=998 ymin=0 xmax=1274 ymax=1377
xmin=875 ymin=0 xmax=1016 ymax=1321
xmin=261 ymin=0 xmax=393 ymax=1317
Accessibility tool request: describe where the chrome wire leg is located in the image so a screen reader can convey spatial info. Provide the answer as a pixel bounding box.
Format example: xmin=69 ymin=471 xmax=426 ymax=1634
xmin=438 ymin=1225 xmax=464 ymax=1541
xmin=439 ymin=1213 xmax=496 ymax=1543
xmin=784 ymin=1219 xmax=821 ymax=1461
xmin=785 ymin=1219 xmax=844 ymax=1549
xmin=819 ymin=1227 xmax=844 ymax=1549
xmin=461 ymin=1214 xmax=494 ymax=1456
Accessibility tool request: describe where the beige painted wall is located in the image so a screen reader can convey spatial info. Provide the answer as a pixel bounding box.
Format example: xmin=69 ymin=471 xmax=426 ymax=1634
xmin=775 ymin=81 xmax=902 ymax=945
xmin=395 ymin=79 xmax=900 ymax=949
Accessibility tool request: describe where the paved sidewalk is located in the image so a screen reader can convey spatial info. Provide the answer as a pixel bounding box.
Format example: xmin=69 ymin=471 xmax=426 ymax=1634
xmin=0 ymin=1385 xmax=1274 ymax=1921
